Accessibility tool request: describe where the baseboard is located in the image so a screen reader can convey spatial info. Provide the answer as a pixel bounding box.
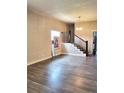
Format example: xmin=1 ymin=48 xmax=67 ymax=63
xmin=55 ymin=53 xmax=62 ymax=56
xmin=27 ymin=53 xmax=85 ymax=66
xmin=62 ymin=53 xmax=85 ymax=57
xmin=27 ymin=53 xmax=63 ymax=66
xmin=27 ymin=56 xmax=52 ymax=66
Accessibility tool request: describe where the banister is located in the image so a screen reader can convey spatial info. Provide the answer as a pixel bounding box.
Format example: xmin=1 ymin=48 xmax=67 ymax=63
xmin=74 ymin=34 xmax=88 ymax=56
xmin=74 ymin=34 xmax=86 ymax=42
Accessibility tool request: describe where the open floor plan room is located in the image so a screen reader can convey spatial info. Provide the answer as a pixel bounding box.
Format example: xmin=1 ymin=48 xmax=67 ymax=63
xmin=27 ymin=0 xmax=97 ymax=93
xmin=28 ymin=55 xmax=97 ymax=93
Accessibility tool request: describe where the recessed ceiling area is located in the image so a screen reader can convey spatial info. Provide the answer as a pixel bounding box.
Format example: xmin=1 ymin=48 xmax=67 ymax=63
xmin=27 ymin=0 xmax=97 ymax=23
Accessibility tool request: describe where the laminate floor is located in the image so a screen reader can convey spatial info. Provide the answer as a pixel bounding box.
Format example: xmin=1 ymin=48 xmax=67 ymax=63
xmin=28 ymin=55 xmax=97 ymax=93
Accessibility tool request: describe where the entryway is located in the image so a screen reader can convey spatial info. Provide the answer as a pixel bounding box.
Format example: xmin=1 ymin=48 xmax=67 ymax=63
xmin=51 ymin=30 xmax=61 ymax=57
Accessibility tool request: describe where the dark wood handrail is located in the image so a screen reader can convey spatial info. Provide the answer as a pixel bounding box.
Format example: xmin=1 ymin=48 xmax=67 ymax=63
xmin=74 ymin=34 xmax=86 ymax=42
xmin=74 ymin=34 xmax=88 ymax=56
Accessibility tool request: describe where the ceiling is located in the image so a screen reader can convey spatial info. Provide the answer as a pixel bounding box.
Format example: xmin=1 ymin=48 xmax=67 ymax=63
xmin=27 ymin=0 xmax=97 ymax=23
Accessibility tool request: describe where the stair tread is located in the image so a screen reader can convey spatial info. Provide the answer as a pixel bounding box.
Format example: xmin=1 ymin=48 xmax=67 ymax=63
xmin=62 ymin=43 xmax=85 ymax=55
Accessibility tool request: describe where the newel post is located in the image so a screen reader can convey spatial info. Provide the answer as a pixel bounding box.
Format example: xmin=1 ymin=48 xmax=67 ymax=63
xmin=86 ymin=41 xmax=88 ymax=56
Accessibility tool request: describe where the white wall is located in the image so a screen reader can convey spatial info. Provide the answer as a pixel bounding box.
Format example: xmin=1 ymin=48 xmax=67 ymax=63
xmin=27 ymin=9 xmax=67 ymax=65
xmin=75 ymin=21 xmax=97 ymax=54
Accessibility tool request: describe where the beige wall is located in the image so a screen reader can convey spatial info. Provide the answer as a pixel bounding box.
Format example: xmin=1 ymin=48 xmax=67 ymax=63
xmin=27 ymin=9 xmax=67 ymax=65
xmin=75 ymin=21 xmax=97 ymax=54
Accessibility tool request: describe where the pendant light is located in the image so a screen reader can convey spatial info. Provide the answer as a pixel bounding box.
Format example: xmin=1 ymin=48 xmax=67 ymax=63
xmin=76 ymin=16 xmax=83 ymax=31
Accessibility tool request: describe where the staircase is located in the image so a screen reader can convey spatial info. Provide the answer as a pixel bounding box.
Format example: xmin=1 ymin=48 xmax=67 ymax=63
xmin=74 ymin=43 xmax=85 ymax=53
xmin=62 ymin=43 xmax=86 ymax=56
xmin=61 ymin=31 xmax=88 ymax=56
xmin=74 ymin=34 xmax=89 ymax=56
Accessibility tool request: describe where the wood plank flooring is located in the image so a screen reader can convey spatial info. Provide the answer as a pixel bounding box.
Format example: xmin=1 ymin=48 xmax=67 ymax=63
xmin=28 ymin=55 xmax=97 ymax=93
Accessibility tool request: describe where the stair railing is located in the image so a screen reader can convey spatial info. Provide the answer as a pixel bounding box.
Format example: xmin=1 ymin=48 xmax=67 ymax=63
xmin=74 ymin=34 xmax=88 ymax=56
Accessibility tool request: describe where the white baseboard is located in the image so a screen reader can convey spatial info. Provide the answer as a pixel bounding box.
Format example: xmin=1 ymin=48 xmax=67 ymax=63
xmin=27 ymin=56 xmax=52 ymax=66
xmin=62 ymin=53 xmax=86 ymax=57
xmin=27 ymin=53 xmax=85 ymax=66
xmin=55 ymin=53 xmax=62 ymax=56
xmin=27 ymin=53 xmax=62 ymax=66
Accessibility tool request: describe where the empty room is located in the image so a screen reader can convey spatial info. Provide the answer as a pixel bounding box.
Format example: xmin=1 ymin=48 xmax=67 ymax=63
xmin=27 ymin=0 xmax=97 ymax=93
xmin=1 ymin=0 xmax=124 ymax=93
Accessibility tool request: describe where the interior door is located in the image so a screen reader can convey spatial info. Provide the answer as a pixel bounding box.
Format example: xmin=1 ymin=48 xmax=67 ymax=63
xmin=93 ymin=32 xmax=97 ymax=55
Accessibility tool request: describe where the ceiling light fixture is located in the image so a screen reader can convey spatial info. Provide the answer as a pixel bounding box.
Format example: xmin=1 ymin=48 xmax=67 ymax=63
xmin=76 ymin=16 xmax=83 ymax=31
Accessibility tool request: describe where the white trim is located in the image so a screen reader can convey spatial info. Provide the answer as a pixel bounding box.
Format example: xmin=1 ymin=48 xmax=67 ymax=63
xmin=62 ymin=53 xmax=86 ymax=57
xmin=27 ymin=53 xmax=85 ymax=66
xmin=55 ymin=52 xmax=62 ymax=56
xmin=27 ymin=53 xmax=62 ymax=66
xmin=27 ymin=56 xmax=52 ymax=66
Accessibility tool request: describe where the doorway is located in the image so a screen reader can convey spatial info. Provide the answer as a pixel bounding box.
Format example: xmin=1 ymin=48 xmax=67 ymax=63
xmin=51 ymin=30 xmax=60 ymax=57
xmin=93 ymin=31 xmax=97 ymax=55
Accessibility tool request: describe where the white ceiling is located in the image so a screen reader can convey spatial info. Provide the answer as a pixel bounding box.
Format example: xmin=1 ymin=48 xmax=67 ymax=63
xmin=27 ymin=0 xmax=97 ymax=23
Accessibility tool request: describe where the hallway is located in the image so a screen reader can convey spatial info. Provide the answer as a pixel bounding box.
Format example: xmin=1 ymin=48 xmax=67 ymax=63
xmin=28 ymin=55 xmax=97 ymax=93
